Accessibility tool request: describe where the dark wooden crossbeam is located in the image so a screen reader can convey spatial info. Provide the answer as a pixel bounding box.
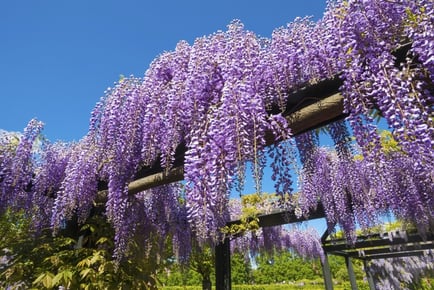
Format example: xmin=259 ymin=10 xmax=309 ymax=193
xmin=226 ymin=202 xmax=326 ymax=229
xmin=323 ymin=230 xmax=434 ymax=261
xmin=125 ymin=91 xmax=345 ymax=195
xmin=333 ymin=243 xmax=434 ymax=260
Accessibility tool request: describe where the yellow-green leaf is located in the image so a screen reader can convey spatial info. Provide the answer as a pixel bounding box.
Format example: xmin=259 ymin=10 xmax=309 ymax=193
xmin=80 ymin=268 xmax=92 ymax=279
xmin=34 ymin=272 xmax=54 ymax=288
xmin=96 ymin=237 xmax=108 ymax=245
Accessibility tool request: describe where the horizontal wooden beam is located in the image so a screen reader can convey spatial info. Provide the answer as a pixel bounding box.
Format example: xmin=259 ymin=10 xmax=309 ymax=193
xmin=126 ymin=93 xmax=344 ymax=194
xmin=127 ymin=166 xmax=184 ymax=195
xmin=323 ymin=231 xmax=434 ymax=253
xmin=226 ymin=203 xmax=326 ymax=229
xmin=285 ymin=92 xmax=344 ymax=135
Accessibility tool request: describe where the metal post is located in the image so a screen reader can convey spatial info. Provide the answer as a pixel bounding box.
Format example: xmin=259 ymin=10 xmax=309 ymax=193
xmin=321 ymin=253 xmax=334 ymax=290
xmin=215 ymin=237 xmax=231 ymax=290
xmin=363 ymin=260 xmax=376 ymax=290
xmin=345 ymin=256 xmax=358 ymax=290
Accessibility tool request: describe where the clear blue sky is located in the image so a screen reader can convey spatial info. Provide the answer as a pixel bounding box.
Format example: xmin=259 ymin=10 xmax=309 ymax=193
xmin=0 ymin=0 xmax=327 ymax=142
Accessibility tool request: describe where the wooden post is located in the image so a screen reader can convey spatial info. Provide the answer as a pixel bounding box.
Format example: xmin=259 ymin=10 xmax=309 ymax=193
xmin=215 ymin=238 xmax=231 ymax=290
xmin=321 ymin=253 xmax=334 ymax=290
xmin=345 ymin=256 xmax=358 ymax=290
xmin=363 ymin=260 xmax=376 ymax=290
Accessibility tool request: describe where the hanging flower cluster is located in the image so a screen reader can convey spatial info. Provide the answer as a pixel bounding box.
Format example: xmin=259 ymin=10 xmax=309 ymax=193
xmin=0 ymin=119 xmax=43 ymax=215
xmin=50 ymin=135 xmax=102 ymax=234
xmin=230 ymin=224 xmax=324 ymax=262
xmin=367 ymin=250 xmax=434 ymax=290
xmin=331 ymin=0 xmax=433 ymax=164
xmin=299 ymin=146 xmax=434 ymax=243
xmin=127 ymin=184 xmax=193 ymax=263
xmin=227 ymin=196 xmax=324 ymax=261
xmin=32 ymin=141 xmax=71 ymax=231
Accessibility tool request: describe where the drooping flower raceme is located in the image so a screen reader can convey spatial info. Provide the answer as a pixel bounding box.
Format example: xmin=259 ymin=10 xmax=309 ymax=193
xmin=367 ymin=250 xmax=434 ymax=290
xmin=32 ymin=141 xmax=71 ymax=231
xmin=299 ymin=146 xmax=434 ymax=243
xmin=0 ymin=119 xmax=43 ymax=214
xmin=51 ymin=136 xmax=101 ymax=233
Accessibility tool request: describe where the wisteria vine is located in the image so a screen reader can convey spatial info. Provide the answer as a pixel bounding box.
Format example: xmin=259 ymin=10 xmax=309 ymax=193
xmin=0 ymin=0 xmax=432 ymax=270
xmin=367 ymin=250 xmax=434 ymax=290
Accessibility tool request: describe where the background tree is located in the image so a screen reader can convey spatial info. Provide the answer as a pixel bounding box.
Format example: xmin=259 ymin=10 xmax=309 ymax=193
xmin=253 ymin=250 xmax=322 ymax=284
xmin=231 ymin=253 xmax=252 ymax=285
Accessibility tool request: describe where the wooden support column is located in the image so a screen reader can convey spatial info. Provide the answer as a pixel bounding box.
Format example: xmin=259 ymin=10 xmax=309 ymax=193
xmin=345 ymin=256 xmax=358 ymax=290
xmin=321 ymin=254 xmax=334 ymax=290
xmin=363 ymin=260 xmax=376 ymax=290
xmin=215 ymin=237 xmax=231 ymax=290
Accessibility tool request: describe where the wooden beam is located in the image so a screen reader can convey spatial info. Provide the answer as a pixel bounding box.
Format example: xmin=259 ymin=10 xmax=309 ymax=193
xmin=323 ymin=231 xmax=434 ymax=252
xmin=321 ymin=253 xmax=335 ymax=290
xmin=346 ymin=256 xmax=359 ymax=290
xmin=122 ymin=43 xmax=412 ymax=195
xmin=125 ymin=93 xmax=344 ymax=194
xmin=226 ymin=202 xmax=326 ymax=229
xmin=285 ymin=92 xmax=344 ymax=135
xmin=127 ymin=166 xmax=184 ymax=195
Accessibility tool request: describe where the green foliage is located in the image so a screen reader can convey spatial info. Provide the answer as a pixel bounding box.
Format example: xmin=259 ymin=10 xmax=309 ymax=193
xmin=189 ymin=244 xmax=214 ymax=289
xmin=221 ymin=194 xmax=262 ymax=236
xmin=253 ymin=250 xmax=322 ymax=284
xmin=162 ymin=284 xmax=370 ymax=290
xmin=378 ymin=130 xmax=402 ymax=155
xmin=159 ymin=248 xmax=374 ymax=289
xmin=158 ymin=241 xmax=215 ymax=289
xmin=327 ymin=255 xmax=365 ymax=282
xmin=231 ymin=253 xmax=252 ymax=285
xmin=0 ymin=209 xmax=53 ymax=288
xmin=222 ymin=193 xmax=284 ymax=236
xmin=158 ymin=263 xmax=203 ymax=287
xmin=0 ymin=211 xmax=161 ymax=289
xmin=354 ymin=129 xmax=402 ymax=160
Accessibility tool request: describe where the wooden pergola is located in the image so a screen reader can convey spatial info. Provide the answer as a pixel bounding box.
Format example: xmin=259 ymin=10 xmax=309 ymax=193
xmin=216 ymin=204 xmax=326 ymax=290
xmin=119 ymin=75 xmax=347 ymax=289
xmin=120 ymin=77 xmax=346 ymax=196
xmin=93 ymin=43 xmax=429 ymax=290
xmin=218 ymin=207 xmax=434 ymax=290
xmin=322 ymin=228 xmax=434 ymax=289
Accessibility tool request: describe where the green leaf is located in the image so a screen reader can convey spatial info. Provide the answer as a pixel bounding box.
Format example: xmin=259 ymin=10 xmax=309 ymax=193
xmin=80 ymin=268 xmax=92 ymax=279
xmin=77 ymin=258 xmax=88 ymax=268
xmin=89 ymin=252 xmax=103 ymax=265
xmin=52 ymin=272 xmax=64 ymax=286
xmin=33 ymin=272 xmax=55 ymax=288
xmin=80 ymin=223 xmax=95 ymax=233
xmin=63 ymin=269 xmax=73 ymax=282
xmin=96 ymin=237 xmax=108 ymax=245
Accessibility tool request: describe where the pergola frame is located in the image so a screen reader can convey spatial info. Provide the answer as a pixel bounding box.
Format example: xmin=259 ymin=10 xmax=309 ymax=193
xmin=211 ymin=43 xmax=432 ymax=290
xmin=91 ymin=43 xmax=428 ymax=289
xmin=321 ymin=228 xmax=434 ymax=290
xmin=215 ymin=205 xmax=326 ymax=290
xmin=216 ymin=211 xmax=434 ymax=290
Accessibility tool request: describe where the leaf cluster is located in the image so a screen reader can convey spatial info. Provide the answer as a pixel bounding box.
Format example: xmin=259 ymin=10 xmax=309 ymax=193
xmin=0 ymin=211 xmax=159 ymax=289
xmin=222 ymin=193 xmax=281 ymax=236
